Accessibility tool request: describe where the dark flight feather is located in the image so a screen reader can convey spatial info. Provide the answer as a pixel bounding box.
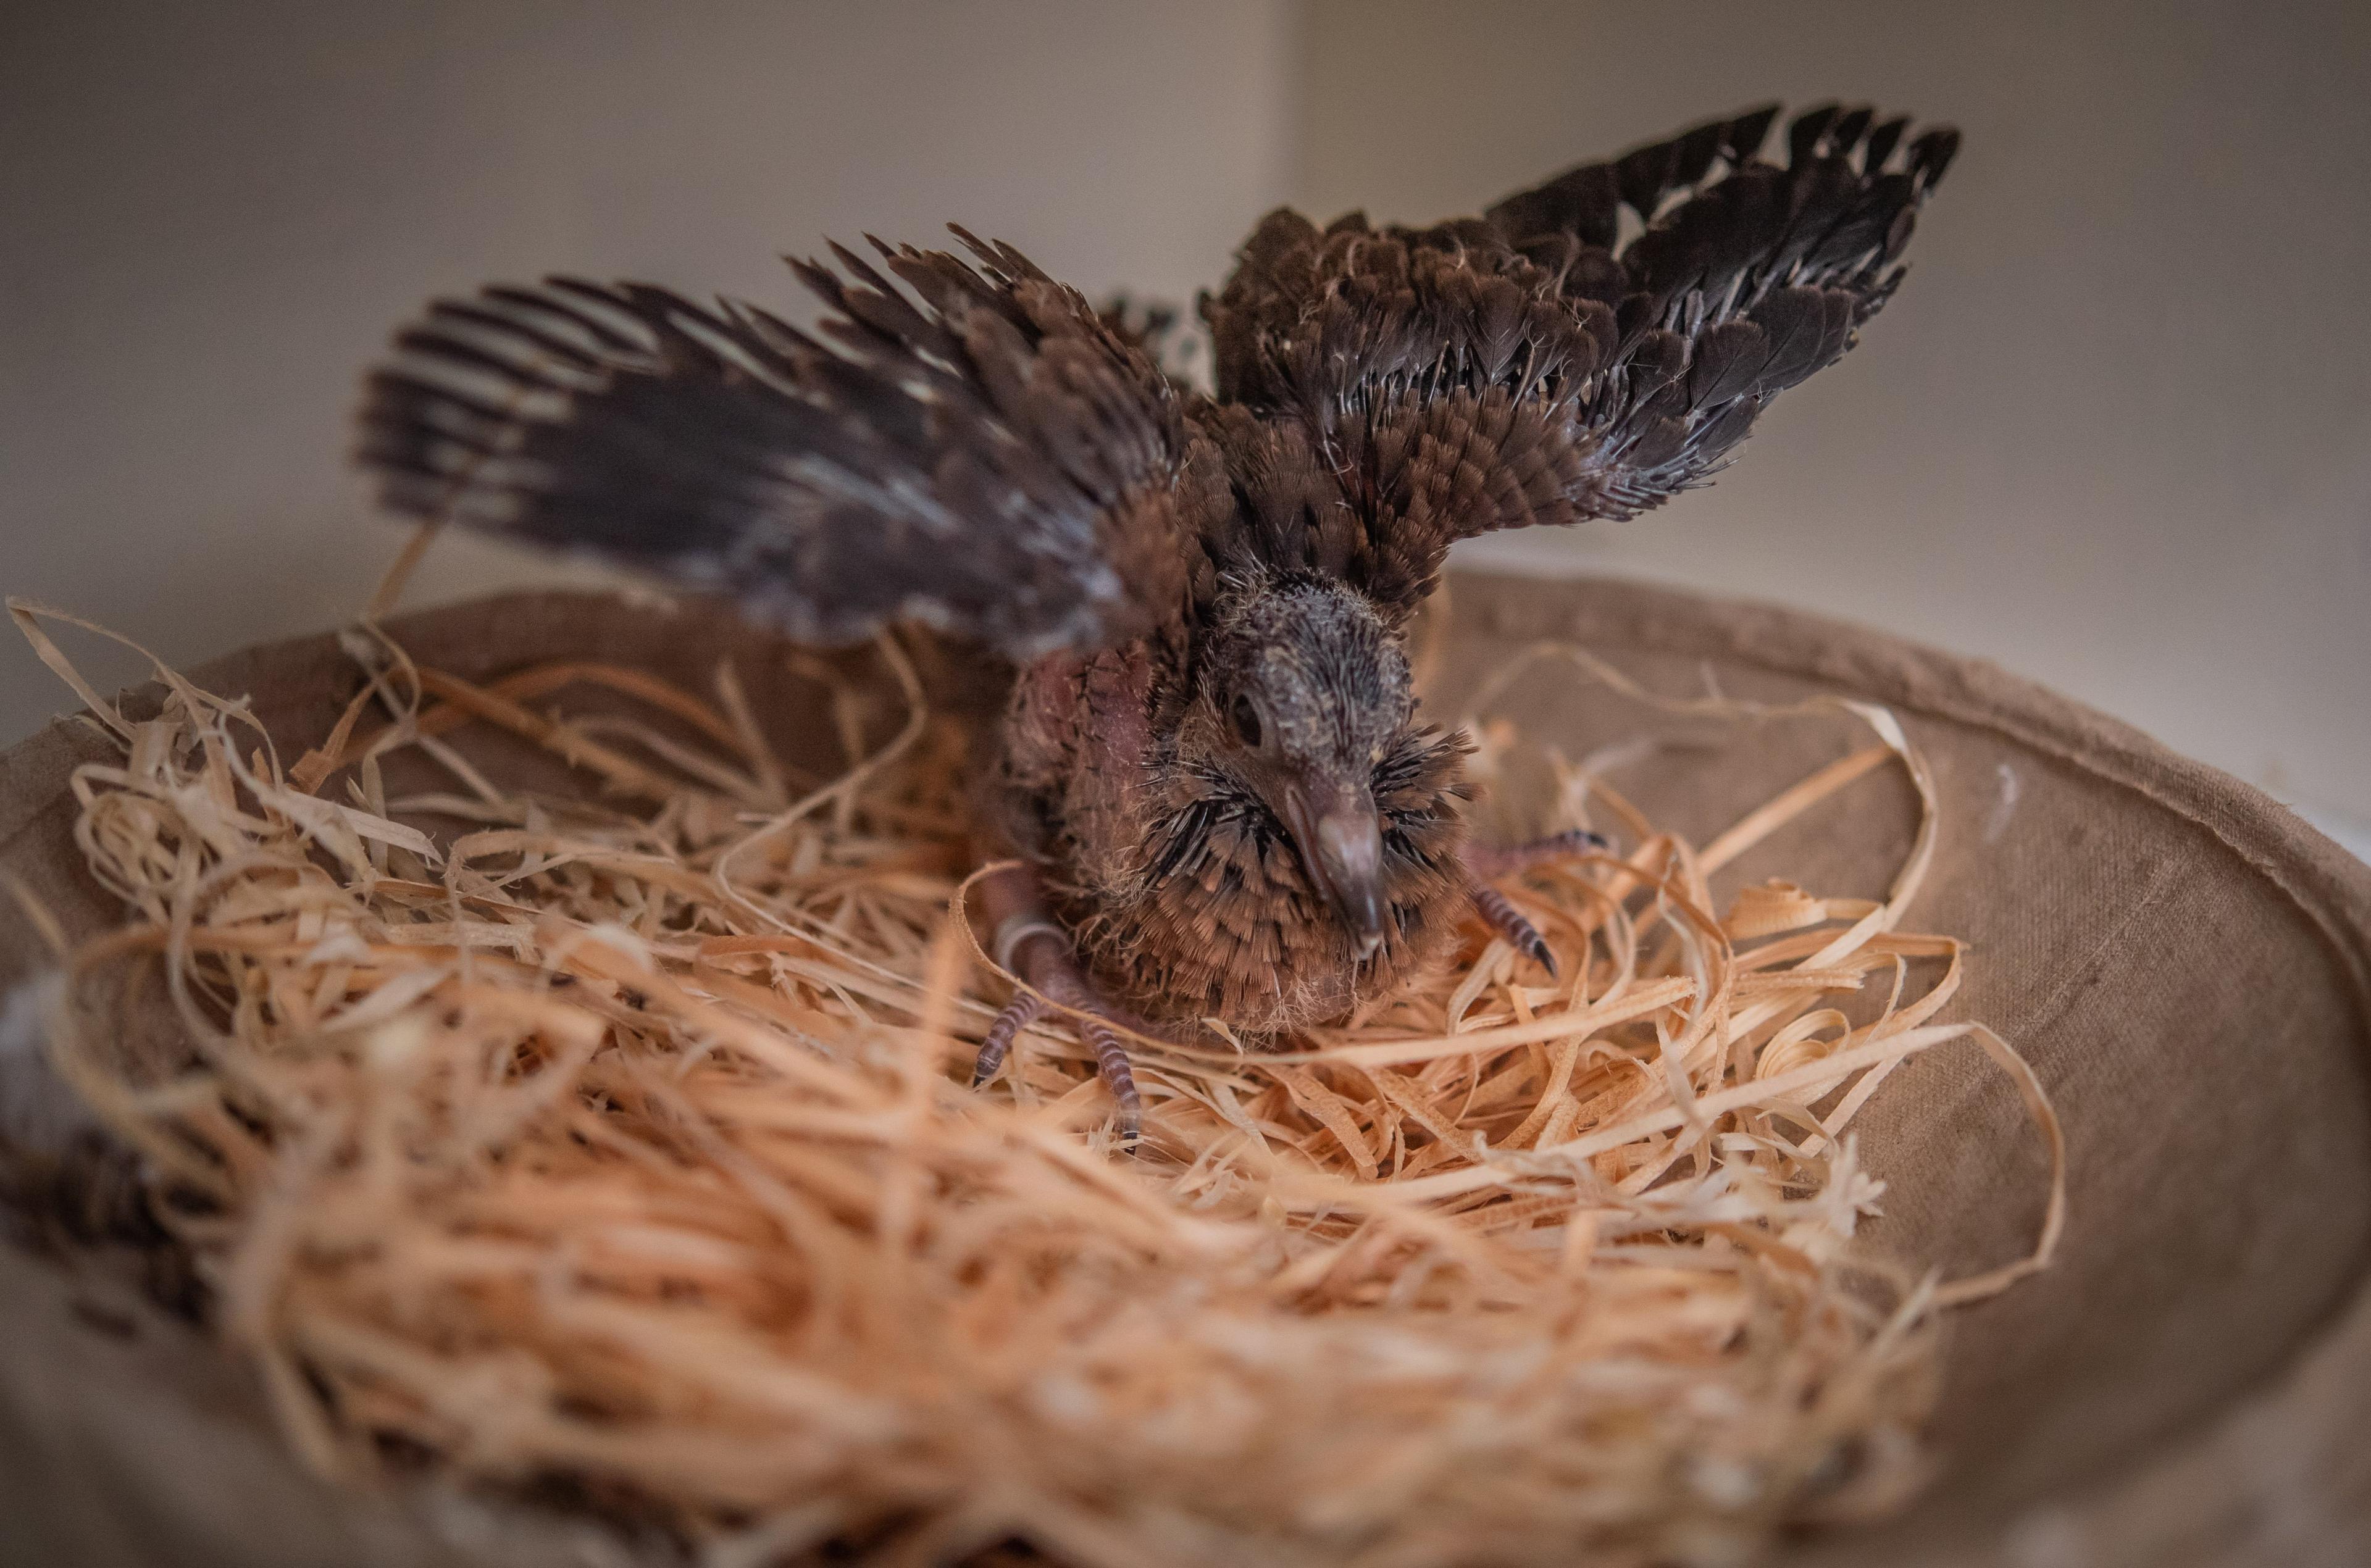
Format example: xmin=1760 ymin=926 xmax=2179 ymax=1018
xmin=359 ymin=237 xmax=1226 ymax=660
xmin=1198 ymin=102 xmax=1954 ymax=614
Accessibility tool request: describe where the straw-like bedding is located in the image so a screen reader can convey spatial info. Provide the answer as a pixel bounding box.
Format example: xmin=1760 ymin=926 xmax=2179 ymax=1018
xmin=10 ymin=591 xmax=2060 ymax=1568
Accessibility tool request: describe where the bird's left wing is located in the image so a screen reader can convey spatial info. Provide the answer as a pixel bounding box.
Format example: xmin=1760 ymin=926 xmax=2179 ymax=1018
xmin=359 ymin=234 xmax=1228 ymax=660
xmin=1200 ymin=104 xmax=1957 ymax=615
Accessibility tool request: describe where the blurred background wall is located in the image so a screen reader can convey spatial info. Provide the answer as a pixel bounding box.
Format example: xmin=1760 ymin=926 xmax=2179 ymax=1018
xmin=4 ymin=1 xmax=2366 ymax=848
xmin=0 ymin=0 xmax=1296 ymax=724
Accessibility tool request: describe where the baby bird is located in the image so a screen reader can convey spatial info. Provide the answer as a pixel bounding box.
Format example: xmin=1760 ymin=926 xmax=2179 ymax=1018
xmin=358 ymin=104 xmax=1956 ymax=1138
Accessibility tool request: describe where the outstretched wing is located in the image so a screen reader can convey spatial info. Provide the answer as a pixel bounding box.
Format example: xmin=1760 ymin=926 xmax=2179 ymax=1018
xmin=359 ymin=233 xmax=1229 ymax=660
xmin=1200 ymin=104 xmax=1958 ymax=613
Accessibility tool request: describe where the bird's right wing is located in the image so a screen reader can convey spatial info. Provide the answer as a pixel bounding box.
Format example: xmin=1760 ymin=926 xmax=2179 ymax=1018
xmin=359 ymin=234 xmax=1229 ymax=661
xmin=1200 ymin=104 xmax=1957 ymax=615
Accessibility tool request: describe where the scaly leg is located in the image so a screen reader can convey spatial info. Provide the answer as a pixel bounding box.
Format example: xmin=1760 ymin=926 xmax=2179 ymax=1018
xmin=971 ymin=988 xmax=1042 ymax=1089
xmin=974 ymin=865 xmax=1144 ymax=1145
xmin=1461 ymin=828 xmax=1608 ymax=979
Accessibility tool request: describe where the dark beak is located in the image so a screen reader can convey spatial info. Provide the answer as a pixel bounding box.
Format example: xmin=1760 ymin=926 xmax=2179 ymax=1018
xmin=1282 ymin=782 xmax=1389 ymax=959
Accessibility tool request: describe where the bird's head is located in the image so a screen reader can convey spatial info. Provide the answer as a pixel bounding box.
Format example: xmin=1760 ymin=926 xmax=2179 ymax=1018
xmin=1188 ymin=575 xmax=1417 ymax=958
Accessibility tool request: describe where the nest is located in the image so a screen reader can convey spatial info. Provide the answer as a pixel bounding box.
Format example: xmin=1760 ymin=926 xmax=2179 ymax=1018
xmin=12 ymin=591 xmax=2060 ymax=1568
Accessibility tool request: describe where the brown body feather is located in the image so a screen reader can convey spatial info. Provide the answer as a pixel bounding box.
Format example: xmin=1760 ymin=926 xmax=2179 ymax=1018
xmin=990 ymin=640 xmax=1471 ymax=1033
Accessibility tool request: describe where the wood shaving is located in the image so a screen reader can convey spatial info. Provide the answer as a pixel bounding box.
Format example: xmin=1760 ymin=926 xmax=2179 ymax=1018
xmin=14 ymin=596 xmax=2061 ymax=1568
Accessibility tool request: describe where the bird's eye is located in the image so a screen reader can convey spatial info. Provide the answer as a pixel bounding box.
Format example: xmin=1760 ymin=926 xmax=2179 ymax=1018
xmin=1230 ymin=693 xmax=1265 ymax=748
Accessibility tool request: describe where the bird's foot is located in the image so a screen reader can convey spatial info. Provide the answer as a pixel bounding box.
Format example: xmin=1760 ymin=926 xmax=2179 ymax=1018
xmin=971 ymin=985 xmax=1043 ymax=1090
xmin=974 ymin=868 xmax=1143 ymax=1146
xmin=1461 ymin=828 xmax=1608 ymax=980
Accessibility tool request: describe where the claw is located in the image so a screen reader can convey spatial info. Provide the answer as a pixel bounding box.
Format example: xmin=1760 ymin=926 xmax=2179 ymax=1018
xmin=1460 ymin=828 xmax=1604 ymax=977
xmin=1468 ymin=881 xmax=1558 ymax=978
xmin=973 ymin=989 xmax=1043 ymax=1086
xmin=1076 ymin=1007 xmax=1144 ymax=1147
xmin=1032 ymin=963 xmax=1142 ymax=1146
